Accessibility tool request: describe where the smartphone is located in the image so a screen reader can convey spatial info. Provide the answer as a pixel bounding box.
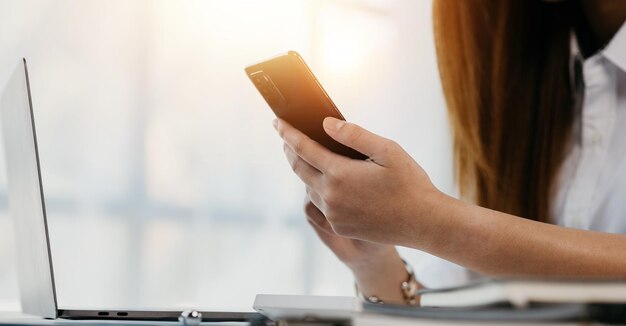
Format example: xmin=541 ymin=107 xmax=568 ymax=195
xmin=245 ymin=51 xmax=367 ymax=160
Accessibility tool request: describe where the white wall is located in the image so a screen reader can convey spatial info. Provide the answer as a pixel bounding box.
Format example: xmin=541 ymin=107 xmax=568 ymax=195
xmin=0 ymin=0 xmax=450 ymax=312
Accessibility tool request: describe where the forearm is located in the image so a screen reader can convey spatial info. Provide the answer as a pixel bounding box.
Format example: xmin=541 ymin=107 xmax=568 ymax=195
xmin=403 ymin=192 xmax=626 ymax=278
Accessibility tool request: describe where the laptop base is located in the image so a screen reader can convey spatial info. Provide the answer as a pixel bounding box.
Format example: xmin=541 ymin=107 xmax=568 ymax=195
xmin=58 ymin=309 xmax=259 ymax=322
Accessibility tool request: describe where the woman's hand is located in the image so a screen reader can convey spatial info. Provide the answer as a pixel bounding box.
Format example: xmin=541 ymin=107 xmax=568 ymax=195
xmin=276 ymin=118 xmax=626 ymax=281
xmin=304 ymin=195 xmax=412 ymax=304
xmin=304 ymin=195 xmax=397 ymax=269
xmin=275 ymin=117 xmax=442 ymax=247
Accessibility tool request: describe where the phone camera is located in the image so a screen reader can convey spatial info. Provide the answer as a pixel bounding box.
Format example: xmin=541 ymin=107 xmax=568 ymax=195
xmin=251 ymin=73 xmax=285 ymax=107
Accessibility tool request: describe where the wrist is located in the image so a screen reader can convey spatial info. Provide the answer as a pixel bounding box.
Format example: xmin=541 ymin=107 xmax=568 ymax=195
xmin=346 ymin=246 xmax=400 ymax=273
xmin=400 ymin=188 xmax=459 ymax=250
xmin=351 ymin=250 xmax=408 ymax=301
xmin=353 ymin=255 xmax=405 ymax=290
xmin=353 ymin=254 xmax=419 ymax=305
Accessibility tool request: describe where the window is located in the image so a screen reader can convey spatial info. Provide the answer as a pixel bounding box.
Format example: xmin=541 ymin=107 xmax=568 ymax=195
xmin=0 ymin=0 xmax=450 ymax=311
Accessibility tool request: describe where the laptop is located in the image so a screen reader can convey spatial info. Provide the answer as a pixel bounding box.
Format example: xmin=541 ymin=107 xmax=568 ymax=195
xmin=0 ymin=59 xmax=258 ymax=322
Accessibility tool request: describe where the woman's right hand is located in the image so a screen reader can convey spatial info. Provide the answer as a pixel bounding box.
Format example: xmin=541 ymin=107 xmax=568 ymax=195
xmin=304 ymin=193 xmax=411 ymax=303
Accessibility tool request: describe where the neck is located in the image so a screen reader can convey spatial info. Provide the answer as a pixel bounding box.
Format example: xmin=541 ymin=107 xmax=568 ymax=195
xmin=577 ymin=0 xmax=626 ymax=56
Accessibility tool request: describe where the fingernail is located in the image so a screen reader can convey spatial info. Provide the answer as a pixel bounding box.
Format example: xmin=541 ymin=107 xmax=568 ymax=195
xmin=323 ymin=117 xmax=344 ymax=132
xmin=272 ymin=119 xmax=279 ymax=130
xmin=335 ymin=120 xmax=345 ymax=130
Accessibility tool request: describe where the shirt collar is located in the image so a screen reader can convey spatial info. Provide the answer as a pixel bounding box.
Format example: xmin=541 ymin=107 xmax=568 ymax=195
xmin=601 ymin=21 xmax=626 ymax=72
xmin=569 ymin=32 xmax=584 ymax=98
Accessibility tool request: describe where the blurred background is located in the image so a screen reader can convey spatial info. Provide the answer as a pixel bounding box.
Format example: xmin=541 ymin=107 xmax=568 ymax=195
xmin=0 ymin=0 xmax=451 ymax=312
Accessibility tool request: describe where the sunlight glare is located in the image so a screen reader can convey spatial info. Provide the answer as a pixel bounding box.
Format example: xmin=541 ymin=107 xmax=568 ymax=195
xmin=317 ymin=3 xmax=395 ymax=77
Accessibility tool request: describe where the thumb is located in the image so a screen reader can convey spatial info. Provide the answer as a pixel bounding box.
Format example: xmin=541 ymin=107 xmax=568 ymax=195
xmin=323 ymin=117 xmax=397 ymax=165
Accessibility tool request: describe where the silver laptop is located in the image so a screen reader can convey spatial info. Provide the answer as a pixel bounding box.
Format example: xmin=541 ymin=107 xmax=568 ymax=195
xmin=0 ymin=59 xmax=257 ymax=322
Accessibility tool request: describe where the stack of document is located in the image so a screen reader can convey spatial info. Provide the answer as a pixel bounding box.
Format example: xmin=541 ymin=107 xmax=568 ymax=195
xmin=353 ymin=279 xmax=626 ymax=325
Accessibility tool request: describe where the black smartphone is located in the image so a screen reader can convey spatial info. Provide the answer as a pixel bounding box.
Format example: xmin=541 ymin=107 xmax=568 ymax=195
xmin=245 ymin=51 xmax=367 ymax=160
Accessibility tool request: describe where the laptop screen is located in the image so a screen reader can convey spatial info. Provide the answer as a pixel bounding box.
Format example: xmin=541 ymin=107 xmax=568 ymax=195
xmin=0 ymin=59 xmax=58 ymax=319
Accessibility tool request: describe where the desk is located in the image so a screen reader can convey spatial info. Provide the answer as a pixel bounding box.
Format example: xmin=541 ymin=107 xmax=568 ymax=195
xmin=0 ymin=312 xmax=251 ymax=326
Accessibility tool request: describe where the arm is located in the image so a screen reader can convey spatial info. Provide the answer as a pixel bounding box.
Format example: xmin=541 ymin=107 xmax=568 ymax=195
xmin=415 ymin=193 xmax=626 ymax=278
xmin=275 ymin=117 xmax=626 ymax=279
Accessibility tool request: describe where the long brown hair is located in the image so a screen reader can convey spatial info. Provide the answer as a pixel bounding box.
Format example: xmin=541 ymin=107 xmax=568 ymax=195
xmin=433 ymin=1 xmax=577 ymax=222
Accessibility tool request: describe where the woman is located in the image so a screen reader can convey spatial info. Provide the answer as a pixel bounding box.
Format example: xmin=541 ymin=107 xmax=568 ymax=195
xmin=274 ymin=0 xmax=626 ymax=304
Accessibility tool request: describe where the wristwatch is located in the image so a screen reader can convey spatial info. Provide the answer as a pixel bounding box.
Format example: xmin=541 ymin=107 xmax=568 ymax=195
xmin=358 ymin=259 xmax=419 ymax=305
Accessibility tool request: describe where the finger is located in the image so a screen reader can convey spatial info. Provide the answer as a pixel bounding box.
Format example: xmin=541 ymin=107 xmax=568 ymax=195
xmin=274 ymin=118 xmax=340 ymax=171
xmin=304 ymin=197 xmax=336 ymax=236
xmin=284 ymin=143 xmax=322 ymax=188
xmin=308 ymin=217 xmax=342 ymax=244
xmin=322 ymin=117 xmax=397 ymax=166
xmin=305 ymin=186 xmax=325 ymax=213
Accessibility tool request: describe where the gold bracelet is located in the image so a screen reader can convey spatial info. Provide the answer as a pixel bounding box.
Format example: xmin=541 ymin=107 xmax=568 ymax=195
xmin=399 ymin=259 xmax=419 ymax=305
xmin=357 ymin=259 xmax=419 ymax=305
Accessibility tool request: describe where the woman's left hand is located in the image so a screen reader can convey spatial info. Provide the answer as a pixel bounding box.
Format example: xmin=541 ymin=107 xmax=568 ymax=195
xmin=274 ymin=117 xmax=443 ymax=246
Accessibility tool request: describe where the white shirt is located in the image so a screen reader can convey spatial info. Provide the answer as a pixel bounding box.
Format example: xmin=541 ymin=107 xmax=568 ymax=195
xmin=415 ymin=22 xmax=626 ymax=289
